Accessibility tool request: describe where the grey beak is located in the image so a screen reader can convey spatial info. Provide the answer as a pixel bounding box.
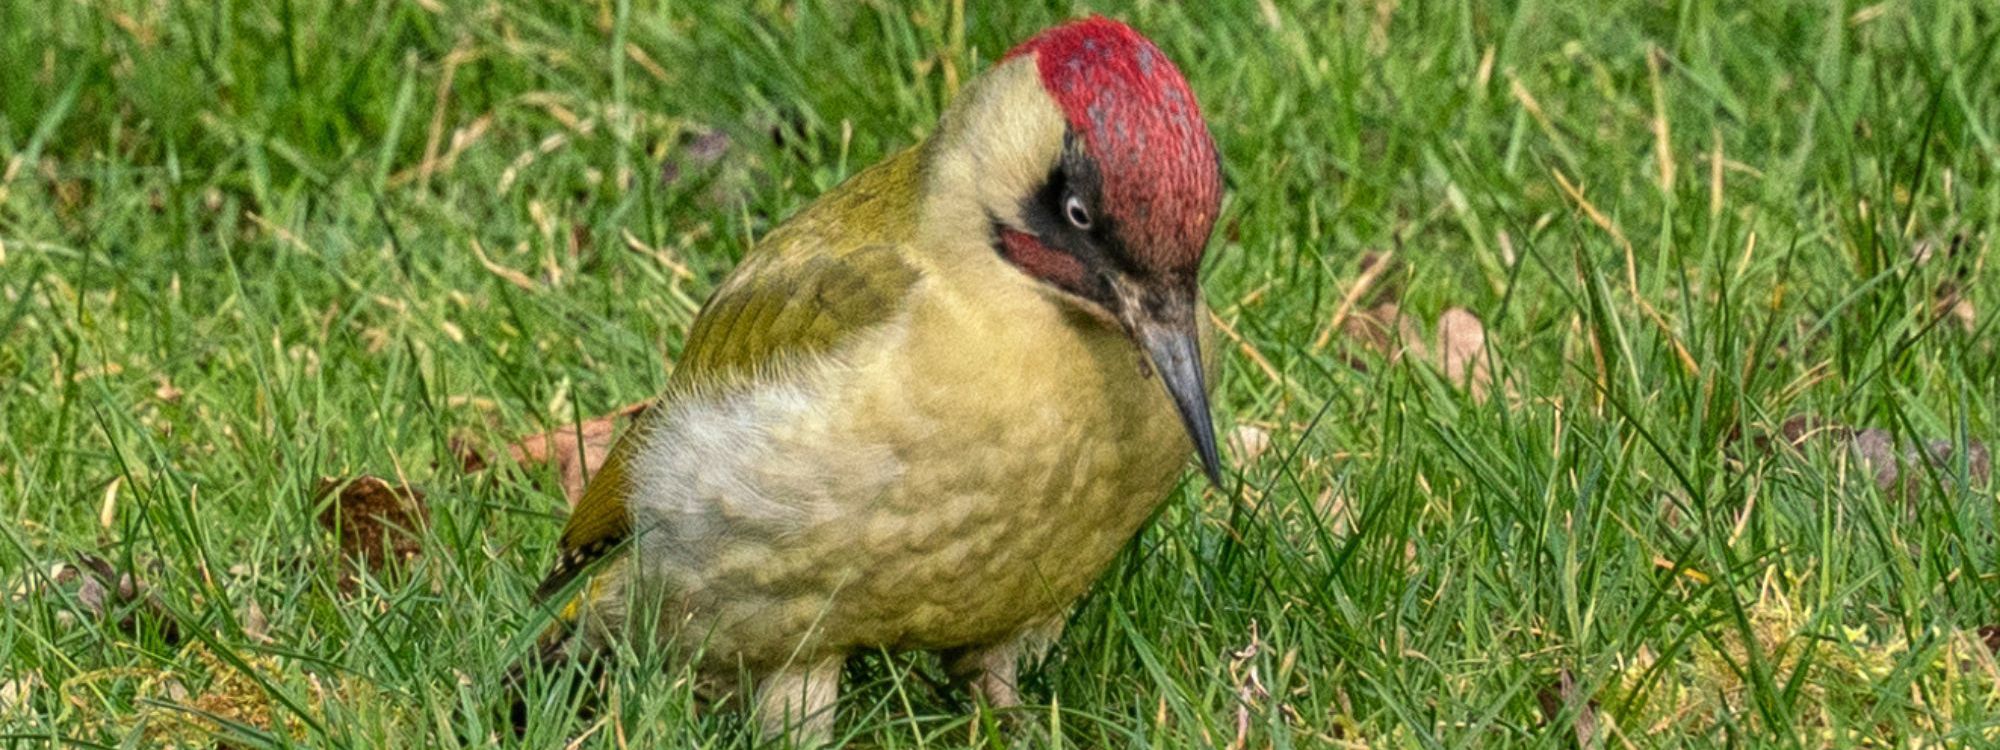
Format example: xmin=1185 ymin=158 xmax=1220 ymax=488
xmin=1114 ymin=276 xmax=1222 ymax=488
xmin=1136 ymin=321 xmax=1223 ymax=487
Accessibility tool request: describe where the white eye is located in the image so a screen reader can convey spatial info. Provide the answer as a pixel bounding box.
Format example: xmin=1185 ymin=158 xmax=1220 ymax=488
xmin=1063 ymin=194 xmax=1092 ymax=230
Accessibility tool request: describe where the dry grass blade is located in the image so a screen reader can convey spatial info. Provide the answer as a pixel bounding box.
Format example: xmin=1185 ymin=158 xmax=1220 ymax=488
xmin=0 ymin=672 xmax=41 ymax=720
xmin=1313 ymin=250 xmax=1400 ymax=351
xmin=470 ymin=238 xmax=538 ymax=291
xmin=1207 ymin=309 xmax=1283 ymax=388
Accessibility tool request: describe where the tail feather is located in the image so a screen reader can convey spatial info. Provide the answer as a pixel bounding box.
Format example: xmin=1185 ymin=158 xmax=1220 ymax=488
xmin=501 ymin=619 xmax=605 ymax=733
xmin=506 ymin=542 xmax=623 ymax=732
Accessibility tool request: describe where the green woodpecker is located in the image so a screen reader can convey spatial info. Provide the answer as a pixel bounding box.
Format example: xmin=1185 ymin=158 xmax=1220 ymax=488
xmin=526 ymin=16 xmax=1223 ymax=741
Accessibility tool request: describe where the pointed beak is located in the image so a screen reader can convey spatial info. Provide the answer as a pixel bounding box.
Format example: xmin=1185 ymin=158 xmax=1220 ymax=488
xmin=1114 ymin=277 xmax=1223 ymax=488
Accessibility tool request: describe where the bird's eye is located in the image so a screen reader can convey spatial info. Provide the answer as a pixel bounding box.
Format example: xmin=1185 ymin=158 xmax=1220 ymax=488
xmin=1063 ymin=194 xmax=1092 ymax=230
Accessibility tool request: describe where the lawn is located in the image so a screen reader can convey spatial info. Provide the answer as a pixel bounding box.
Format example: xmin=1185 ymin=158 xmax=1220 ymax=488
xmin=3 ymin=0 xmax=1998 ymax=747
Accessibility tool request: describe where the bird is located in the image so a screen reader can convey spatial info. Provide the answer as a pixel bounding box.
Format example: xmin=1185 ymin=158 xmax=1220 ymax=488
xmin=520 ymin=15 xmax=1224 ymax=743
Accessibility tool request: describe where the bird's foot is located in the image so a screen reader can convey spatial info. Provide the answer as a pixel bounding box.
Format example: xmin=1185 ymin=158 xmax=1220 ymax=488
xmin=754 ymin=656 xmax=844 ymax=748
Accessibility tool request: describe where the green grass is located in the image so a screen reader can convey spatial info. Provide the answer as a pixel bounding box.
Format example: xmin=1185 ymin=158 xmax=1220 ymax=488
xmin=3 ymin=0 xmax=1997 ymax=747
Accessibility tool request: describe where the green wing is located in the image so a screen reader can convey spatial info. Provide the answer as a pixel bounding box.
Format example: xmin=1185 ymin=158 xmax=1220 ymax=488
xmin=534 ymin=150 xmax=925 ymax=602
xmin=671 ymin=243 xmax=921 ymax=390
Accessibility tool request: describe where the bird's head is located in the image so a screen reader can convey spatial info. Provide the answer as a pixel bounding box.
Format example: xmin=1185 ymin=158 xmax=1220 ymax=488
xmin=925 ymin=16 xmax=1224 ymax=485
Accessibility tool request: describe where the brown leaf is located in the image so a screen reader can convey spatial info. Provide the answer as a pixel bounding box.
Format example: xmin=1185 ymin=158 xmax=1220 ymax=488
xmin=315 ymin=476 xmax=429 ymax=581
xmin=76 ymin=572 xmax=107 ymax=618
xmin=452 ymin=436 xmax=486 ymax=473
xmin=463 ymin=400 xmax=652 ymax=505
xmin=1848 ymin=428 xmax=1904 ymax=490
xmin=1535 ymin=669 xmax=1600 ymax=749
xmin=67 ymin=554 xmax=180 ymax=644
xmin=1933 ymin=279 xmax=1976 ymax=332
xmin=1914 ymin=232 xmax=1979 ymax=331
xmin=1765 ymin=416 xmax=1991 ymax=500
xmin=242 ymin=598 xmax=273 ymax=645
xmin=1853 ymin=431 xmax=1991 ymax=499
xmin=1354 ymin=251 xmax=1405 ymax=308
xmin=1315 ymin=251 xmax=1405 ymax=352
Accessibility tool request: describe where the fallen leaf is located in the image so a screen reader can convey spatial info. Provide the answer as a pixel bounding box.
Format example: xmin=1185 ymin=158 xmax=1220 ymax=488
xmin=315 ymin=476 xmax=429 ymax=583
xmin=1339 ymin=302 xmax=1420 ymax=365
xmin=1932 ymin=279 xmax=1976 ymax=332
xmin=451 ymin=435 xmax=491 ymax=473
xmin=159 ymin=675 xmax=190 ymax=703
xmin=153 ymin=375 xmax=183 ymax=403
xmin=1342 ymin=304 xmax=1492 ymax=400
xmin=461 ymin=400 xmax=652 ymax=505
xmin=1778 ymin=414 xmax=1847 ymax=447
xmin=1535 ymin=669 xmax=1600 ymax=749
xmin=1913 ymin=232 xmax=1979 ymax=331
xmin=1761 ymin=415 xmax=1991 ymax=500
xmin=68 ymin=554 xmax=181 ymax=644
xmin=1228 ymin=424 xmax=1272 ymax=465
xmin=1849 ymin=429 xmax=1991 ymax=500
xmin=0 ymin=672 xmax=40 ymax=718
xmin=75 ymin=571 xmax=107 ymax=616
xmin=659 ymin=128 xmax=732 ymax=187
xmin=1354 ymin=251 xmax=1406 ymax=307
xmin=1314 ymin=250 xmax=1403 ymax=351
xmin=1435 ymin=307 xmax=1492 ymax=399
xmin=242 ymin=597 xmax=273 ymax=644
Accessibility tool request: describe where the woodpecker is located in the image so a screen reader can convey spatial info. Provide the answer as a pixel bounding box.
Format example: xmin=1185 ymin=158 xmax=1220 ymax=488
xmin=525 ymin=16 xmax=1224 ymax=742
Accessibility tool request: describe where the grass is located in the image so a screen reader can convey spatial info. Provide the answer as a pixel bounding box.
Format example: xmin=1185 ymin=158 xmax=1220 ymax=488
xmin=3 ymin=0 xmax=1997 ymax=746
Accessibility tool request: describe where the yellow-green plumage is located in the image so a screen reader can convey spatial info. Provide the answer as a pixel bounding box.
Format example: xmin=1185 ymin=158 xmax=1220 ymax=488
xmin=531 ymin=39 xmax=1216 ymax=741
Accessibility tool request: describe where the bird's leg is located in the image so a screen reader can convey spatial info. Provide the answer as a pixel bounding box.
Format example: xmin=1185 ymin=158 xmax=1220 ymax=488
xmin=753 ymin=656 xmax=843 ymax=746
xmin=943 ymin=641 xmax=1022 ymax=709
xmin=944 ymin=615 xmax=1066 ymax=711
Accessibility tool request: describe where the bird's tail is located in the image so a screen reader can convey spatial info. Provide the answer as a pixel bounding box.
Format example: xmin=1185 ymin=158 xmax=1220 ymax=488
xmin=501 ymin=631 xmax=574 ymax=720
xmin=501 ymin=584 xmax=604 ymax=731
